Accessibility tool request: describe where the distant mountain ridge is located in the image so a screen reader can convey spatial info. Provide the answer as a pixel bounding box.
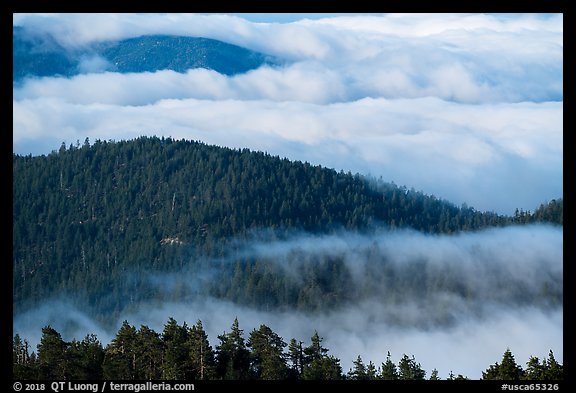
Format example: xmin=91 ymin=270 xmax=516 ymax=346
xmin=13 ymin=27 xmax=278 ymax=81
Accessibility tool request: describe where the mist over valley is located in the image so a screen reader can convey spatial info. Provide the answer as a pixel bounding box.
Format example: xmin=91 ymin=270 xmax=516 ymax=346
xmin=12 ymin=13 xmax=563 ymax=381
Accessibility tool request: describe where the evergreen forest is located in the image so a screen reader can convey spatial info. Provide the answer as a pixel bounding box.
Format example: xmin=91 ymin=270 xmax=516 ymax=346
xmin=13 ymin=136 xmax=563 ymax=323
xmin=12 ymin=317 xmax=563 ymax=381
xmin=13 ymin=137 xmax=563 ymax=382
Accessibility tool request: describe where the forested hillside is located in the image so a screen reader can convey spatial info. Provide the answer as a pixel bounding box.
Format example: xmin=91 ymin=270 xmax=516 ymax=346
xmin=13 ymin=137 xmax=563 ymax=322
xmin=13 ymin=27 xmax=276 ymax=82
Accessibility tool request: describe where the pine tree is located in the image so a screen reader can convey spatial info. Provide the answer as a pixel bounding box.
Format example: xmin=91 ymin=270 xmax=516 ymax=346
xmin=482 ymin=363 xmax=501 ymax=380
xmin=303 ymin=331 xmax=328 ymax=364
xmin=36 ymin=326 xmax=67 ymax=380
xmin=543 ymin=350 xmax=563 ymax=380
xmin=348 ymin=355 xmax=368 ymax=380
xmin=398 ymin=354 xmax=426 ymax=380
xmin=366 ymin=361 xmax=377 ymax=380
xmin=247 ymin=324 xmax=288 ymax=380
xmin=188 ymin=320 xmax=216 ymax=380
xmin=161 ymin=318 xmax=189 ymax=380
xmin=65 ymin=340 xmax=85 ymax=380
xmin=215 ymin=318 xmax=251 ymax=380
xmin=135 ymin=325 xmax=163 ymax=380
xmin=483 ymin=349 xmax=524 ymax=380
xmin=380 ymin=351 xmax=398 ymax=380
xmin=78 ymin=334 xmax=105 ymax=380
xmin=13 ymin=334 xmax=37 ymax=379
xmin=499 ymin=349 xmax=523 ymax=380
xmin=301 ymin=331 xmax=342 ymax=380
xmin=287 ymin=338 xmax=304 ymax=379
xmin=103 ymin=320 xmax=138 ymax=379
xmin=524 ymin=356 xmax=545 ymax=380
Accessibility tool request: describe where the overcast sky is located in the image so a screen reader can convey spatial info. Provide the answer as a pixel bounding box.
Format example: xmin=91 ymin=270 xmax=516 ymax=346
xmin=12 ymin=13 xmax=563 ymax=215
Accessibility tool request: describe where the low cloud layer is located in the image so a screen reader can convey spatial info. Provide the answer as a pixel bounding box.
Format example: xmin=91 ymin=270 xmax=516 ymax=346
xmin=12 ymin=13 xmax=563 ymax=215
xmin=13 ymin=225 xmax=563 ymax=379
xmin=12 ymin=14 xmax=563 ymax=380
xmin=12 ymin=93 xmax=562 ymax=214
xmin=12 ymin=298 xmax=563 ymax=380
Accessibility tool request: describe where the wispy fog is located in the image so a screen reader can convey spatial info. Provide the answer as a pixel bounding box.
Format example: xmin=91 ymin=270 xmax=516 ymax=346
xmin=12 ymin=13 xmax=563 ymax=379
xmin=13 ymin=224 xmax=563 ymax=379
xmin=12 ymin=13 xmax=563 ymax=215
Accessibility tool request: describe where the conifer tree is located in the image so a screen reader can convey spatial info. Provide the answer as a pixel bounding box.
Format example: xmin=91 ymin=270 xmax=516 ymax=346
xmin=37 ymin=326 xmax=67 ymax=380
xmin=524 ymin=356 xmax=545 ymax=380
xmin=103 ymin=320 xmax=138 ymax=379
xmin=348 ymin=355 xmax=368 ymax=380
xmin=247 ymin=324 xmax=288 ymax=380
xmin=161 ymin=318 xmax=189 ymax=380
xmin=499 ymin=349 xmax=523 ymax=380
xmin=482 ymin=349 xmax=524 ymax=380
xmin=543 ymin=350 xmax=563 ymax=380
xmin=188 ymin=320 xmax=216 ymax=380
xmin=135 ymin=325 xmax=163 ymax=380
xmin=398 ymin=354 xmax=426 ymax=380
xmin=287 ymin=338 xmax=305 ymax=379
xmin=380 ymin=351 xmax=399 ymax=380
xmin=215 ymin=318 xmax=251 ymax=379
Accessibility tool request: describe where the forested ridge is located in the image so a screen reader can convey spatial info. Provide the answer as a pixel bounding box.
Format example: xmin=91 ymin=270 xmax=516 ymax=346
xmin=13 ymin=317 xmax=563 ymax=381
xmin=13 ymin=27 xmax=275 ymax=82
xmin=13 ymin=136 xmax=563 ymax=322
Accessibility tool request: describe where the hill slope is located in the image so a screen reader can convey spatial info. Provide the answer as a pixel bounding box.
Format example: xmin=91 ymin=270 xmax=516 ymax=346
xmin=96 ymin=35 xmax=274 ymax=75
xmin=13 ymin=27 xmax=277 ymax=82
xmin=12 ymin=137 xmax=562 ymax=321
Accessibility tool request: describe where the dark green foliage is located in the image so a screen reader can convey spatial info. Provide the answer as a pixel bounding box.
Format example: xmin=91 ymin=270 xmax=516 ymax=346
xmin=68 ymin=335 xmax=105 ymax=380
xmin=187 ymin=320 xmax=216 ymax=380
xmin=348 ymin=355 xmax=369 ymax=380
xmin=102 ymin=321 xmax=138 ymax=379
xmin=366 ymin=361 xmax=378 ymax=380
xmin=13 ymin=323 xmax=561 ymax=381
xmin=135 ymin=326 xmax=164 ymax=380
xmin=398 ymin=354 xmax=426 ymax=380
xmin=348 ymin=355 xmax=379 ymax=380
xmin=215 ymin=318 xmax=251 ymax=380
xmin=513 ymin=199 xmax=563 ymax=226
xmin=287 ymin=338 xmax=305 ymax=379
xmin=161 ymin=318 xmax=189 ymax=380
xmin=13 ymin=334 xmax=38 ymax=379
xmin=543 ymin=350 xmax=563 ymax=380
xmin=499 ymin=349 xmax=523 ymax=380
xmin=14 ymin=137 xmax=560 ymax=323
xmin=482 ymin=363 xmax=502 ymax=380
xmin=524 ymin=356 xmax=546 ymax=380
xmin=302 ymin=355 xmax=343 ymax=380
xmin=248 ymin=324 xmax=289 ymax=379
xmin=36 ymin=326 xmax=67 ymax=379
xmin=380 ymin=351 xmax=399 ymax=380
xmin=481 ymin=348 xmax=563 ymax=381
xmin=301 ymin=331 xmax=342 ymax=380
